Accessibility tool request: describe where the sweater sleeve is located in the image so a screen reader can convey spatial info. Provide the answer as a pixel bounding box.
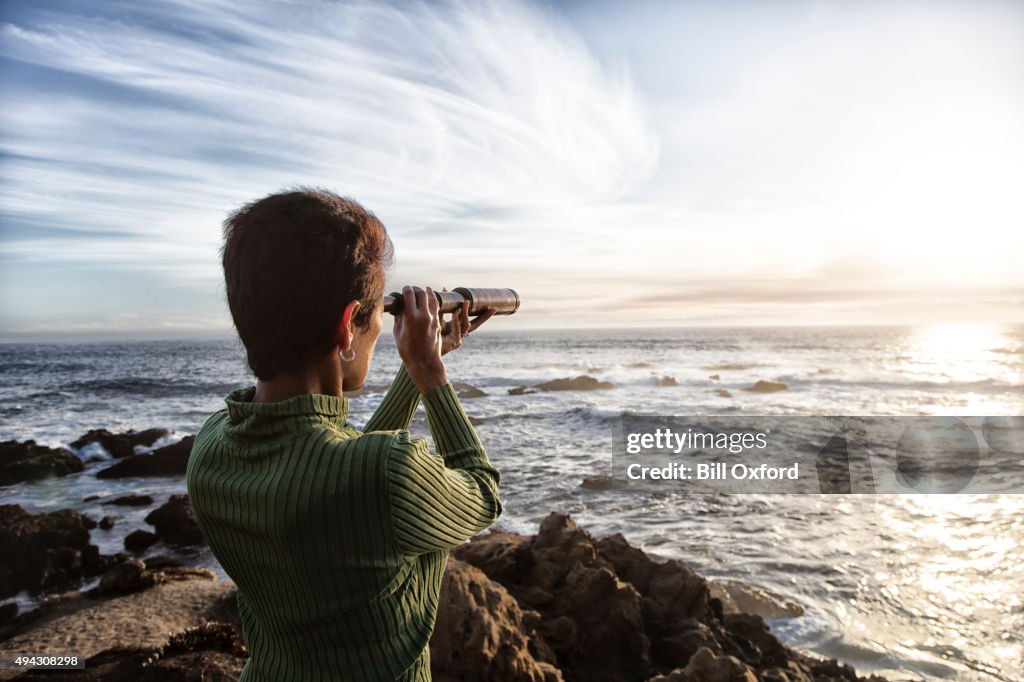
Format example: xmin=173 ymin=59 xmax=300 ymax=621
xmin=363 ymin=364 xmax=421 ymax=433
xmin=386 ymin=383 xmax=501 ymax=555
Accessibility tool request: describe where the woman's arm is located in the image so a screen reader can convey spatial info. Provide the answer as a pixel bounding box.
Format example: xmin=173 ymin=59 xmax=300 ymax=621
xmin=386 ymin=383 xmax=501 ymax=555
xmin=363 ymin=364 xmax=421 ymax=432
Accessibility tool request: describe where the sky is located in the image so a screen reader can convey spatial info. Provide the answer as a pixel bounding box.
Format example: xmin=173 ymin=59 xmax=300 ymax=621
xmin=1 ymin=0 xmax=1022 ymax=337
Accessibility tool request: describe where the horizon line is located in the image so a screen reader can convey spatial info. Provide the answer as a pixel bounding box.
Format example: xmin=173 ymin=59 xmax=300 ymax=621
xmin=2 ymin=320 xmax=1022 ymax=344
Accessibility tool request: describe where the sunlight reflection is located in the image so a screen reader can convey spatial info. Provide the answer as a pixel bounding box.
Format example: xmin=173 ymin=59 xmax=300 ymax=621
xmin=905 ymin=323 xmax=1018 ymax=385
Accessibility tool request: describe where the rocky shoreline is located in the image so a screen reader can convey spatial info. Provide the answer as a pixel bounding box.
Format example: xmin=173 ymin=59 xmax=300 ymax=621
xmin=1 ymin=509 xmax=886 ymax=680
xmin=1 ymin=430 xmax=886 ymax=681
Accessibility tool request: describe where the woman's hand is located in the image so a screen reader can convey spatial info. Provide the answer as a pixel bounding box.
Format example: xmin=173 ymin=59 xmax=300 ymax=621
xmin=393 ymin=286 xmax=448 ymax=393
xmin=440 ymin=293 xmax=497 ymax=356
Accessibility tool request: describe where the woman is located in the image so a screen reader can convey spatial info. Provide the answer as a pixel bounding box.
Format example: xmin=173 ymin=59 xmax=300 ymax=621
xmin=186 ymin=188 xmax=501 ymax=682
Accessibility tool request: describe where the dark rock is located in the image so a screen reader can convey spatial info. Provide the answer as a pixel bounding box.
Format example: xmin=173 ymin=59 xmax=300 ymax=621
xmin=452 ymin=382 xmax=487 ymax=399
xmin=534 ymin=375 xmax=613 ymax=392
xmin=657 ymin=376 xmax=679 ymax=387
xmin=88 ymin=559 xmax=215 ymax=598
xmin=145 ymin=494 xmax=205 ymax=546
xmin=142 ymin=554 xmax=184 ymax=570
xmin=580 ymin=475 xmax=613 ymax=491
xmin=452 ymin=513 xmax=883 ymax=682
xmin=83 ymin=494 xmax=101 ymax=502
xmin=124 ymin=529 xmax=159 ymax=552
xmin=71 ymin=428 xmax=170 ymax=459
xmin=431 ymin=558 xmax=562 ymax=681
xmin=453 ymin=529 xmax=534 ymax=587
xmin=597 ymin=532 xmax=713 ymax=629
xmin=96 ymin=436 xmax=195 ymax=479
xmin=508 ymin=385 xmax=539 ymax=396
xmin=662 ymin=646 xmax=758 ymax=682
xmin=456 ymin=514 xmax=650 ymax=682
xmin=9 ymin=513 xmax=887 ymax=682
xmin=742 ymin=380 xmax=788 ymax=393
xmin=92 ymin=558 xmax=154 ymax=596
xmin=714 ymin=389 xmax=733 ymax=398
xmin=653 ymin=622 xmax=723 ymax=668
xmin=806 ymin=656 xmax=862 ymax=680
xmin=0 ymin=504 xmax=114 ymax=598
xmin=103 ymin=494 xmax=155 ymax=507
xmin=709 ymin=374 xmax=721 ymax=381
xmin=99 ymin=516 xmax=116 ymax=530
xmin=724 ymin=612 xmax=796 ymax=671
xmin=0 ymin=601 xmax=18 ymax=626
xmin=0 ymin=439 xmax=84 ymax=486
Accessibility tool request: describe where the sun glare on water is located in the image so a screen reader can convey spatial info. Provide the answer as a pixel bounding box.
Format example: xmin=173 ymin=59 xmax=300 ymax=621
xmin=904 ymin=323 xmax=1019 ymax=386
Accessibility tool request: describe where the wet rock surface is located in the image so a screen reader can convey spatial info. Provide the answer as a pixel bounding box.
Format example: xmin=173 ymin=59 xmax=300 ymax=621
xmin=144 ymin=495 xmax=205 ymax=547
xmin=0 ymin=440 xmax=83 ymax=486
xmin=96 ymin=436 xmax=195 ymax=479
xmin=0 ymin=505 xmax=122 ymax=599
xmin=71 ymin=428 xmax=170 ymax=459
xmin=743 ymin=381 xmax=788 ymax=393
xmin=3 ymin=513 xmax=885 ymax=682
xmin=124 ymin=529 xmax=159 ymax=553
xmin=103 ymin=494 xmax=155 ymax=507
xmin=534 ymin=375 xmax=614 ymax=392
xmin=452 ymin=382 xmax=488 ymax=399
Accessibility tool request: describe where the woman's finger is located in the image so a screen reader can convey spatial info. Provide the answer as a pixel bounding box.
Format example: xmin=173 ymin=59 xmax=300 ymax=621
xmin=454 ymin=301 xmax=465 ymax=339
xmin=467 ymin=307 xmax=497 ymax=333
xmin=402 ymin=285 xmax=416 ymax=314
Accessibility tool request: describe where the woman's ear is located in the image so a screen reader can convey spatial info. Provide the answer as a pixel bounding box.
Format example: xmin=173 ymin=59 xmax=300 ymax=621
xmin=337 ymin=300 xmax=362 ymax=350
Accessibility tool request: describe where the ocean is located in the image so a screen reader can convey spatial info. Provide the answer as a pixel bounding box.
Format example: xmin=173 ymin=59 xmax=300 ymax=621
xmin=1 ymin=325 xmax=1022 ymax=681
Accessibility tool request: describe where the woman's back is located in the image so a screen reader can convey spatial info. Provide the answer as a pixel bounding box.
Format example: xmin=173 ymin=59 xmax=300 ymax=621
xmin=187 ymin=371 xmax=501 ymax=681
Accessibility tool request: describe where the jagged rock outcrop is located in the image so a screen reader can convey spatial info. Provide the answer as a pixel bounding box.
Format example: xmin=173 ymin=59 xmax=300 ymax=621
xmin=452 ymin=513 xmax=882 ymax=682
xmin=96 ymin=436 xmax=195 ymax=479
xmin=144 ymin=495 xmax=205 ymax=546
xmin=5 ymin=512 xmax=885 ymax=682
xmin=0 ymin=505 xmax=123 ymax=599
xmin=0 ymin=440 xmax=83 ymax=486
xmin=71 ymin=428 xmax=170 ymax=459
xmin=431 ymin=559 xmax=562 ymax=681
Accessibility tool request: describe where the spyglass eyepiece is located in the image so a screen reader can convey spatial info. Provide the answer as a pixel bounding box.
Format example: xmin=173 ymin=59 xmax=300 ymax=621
xmin=382 ymin=287 xmax=520 ymax=316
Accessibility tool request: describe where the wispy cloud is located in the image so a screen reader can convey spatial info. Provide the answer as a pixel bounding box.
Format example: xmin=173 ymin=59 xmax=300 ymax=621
xmin=0 ymin=0 xmax=656 ymax=259
xmin=0 ymin=0 xmax=661 ymax=332
xmin=1 ymin=0 xmax=1021 ymax=334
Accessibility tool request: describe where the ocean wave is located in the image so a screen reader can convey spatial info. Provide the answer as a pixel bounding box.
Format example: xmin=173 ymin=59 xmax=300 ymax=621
xmin=60 ymin=378 xmax=243 ymax=399
xmin=778 ymin=376 xmax=1021 ymax=393
xmin=479 ymin=405 xmax=632 ymax=428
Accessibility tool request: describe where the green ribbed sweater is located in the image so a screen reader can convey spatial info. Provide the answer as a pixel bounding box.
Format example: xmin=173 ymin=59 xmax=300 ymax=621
xmin=185 ymin=365 xmax=502 ymax=682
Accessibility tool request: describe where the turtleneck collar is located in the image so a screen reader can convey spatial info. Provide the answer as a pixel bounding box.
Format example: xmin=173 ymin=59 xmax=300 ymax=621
xmin=222 ymin=386 xmax=352 ymax=448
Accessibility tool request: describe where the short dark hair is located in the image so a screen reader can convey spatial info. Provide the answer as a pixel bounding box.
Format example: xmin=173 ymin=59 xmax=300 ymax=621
xmin=222 ymin=188 xmax=393 ymax=380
